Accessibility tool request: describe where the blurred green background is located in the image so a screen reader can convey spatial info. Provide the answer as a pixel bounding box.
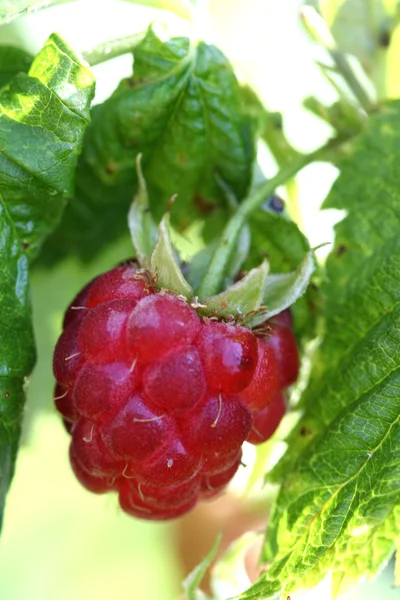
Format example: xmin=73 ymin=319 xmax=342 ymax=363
xmin=0 ymin=1 xmax=398 ymax=599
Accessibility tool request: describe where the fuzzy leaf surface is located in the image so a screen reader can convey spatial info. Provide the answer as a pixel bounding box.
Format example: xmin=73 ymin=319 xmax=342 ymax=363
xmin=241 ymin=101 xmax=400 ymax=599
xmin=0 ymin=34 xmax=94 ymax=529
xmin=41 ymin=26 xmax=254 ymax=263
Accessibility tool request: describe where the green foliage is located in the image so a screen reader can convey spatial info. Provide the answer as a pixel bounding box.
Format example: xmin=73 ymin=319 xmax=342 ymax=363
xmin=0 ymin=33 xmax=95 ymax=259
xmin=0 ymin=33 xmax=94 ymax=528
xmin=246 ymin=208 xmax=309 ymax=273
xmin=183 ymin=533 xmax=222 ymax=600
xmin=241 ymin=101 xmax=400 ymax=599
xmin=41 ymin=26 xmax=254 ymax=264
xmin=0 ymin=46 xmax=32 ymax=88
xmin=0 ymin=201 xmax=34 ymax=531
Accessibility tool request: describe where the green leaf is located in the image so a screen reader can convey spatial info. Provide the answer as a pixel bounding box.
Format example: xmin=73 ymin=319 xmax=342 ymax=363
xmin=0 ymin=200 xmax=35 ymax=529
xmin=0 ymin=34 xmax=94 ymax=530
xmin=128 ymin=154 xmax=158 ymax=266
xmin=0 ymin=32 xmax=94 ymax=257
xmin=151 ymin=214 xmax=192 ymax=296
xmin=0 ymin=46 xmax=32 ymax=88
xmin=245 ymin=208 xmax=309 ymax=276
xmin=242 ymin=100 xmax=400 ymax=600
xmin=200 ymin=261 xmax=268 ymax=319
xmin=40 ymin=25 xmax=254 ymax=264
xmin=0 ymin=33 xmax=95 ymax=259
xmin=183 ymin=533 xmax=222 ymax=600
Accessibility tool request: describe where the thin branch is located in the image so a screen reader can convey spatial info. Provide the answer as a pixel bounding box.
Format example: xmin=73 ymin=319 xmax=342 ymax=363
xmin=83 ymin=32 xmax=146 ymax=67
xmin=197 ymin=138 xmax=349 ymax=300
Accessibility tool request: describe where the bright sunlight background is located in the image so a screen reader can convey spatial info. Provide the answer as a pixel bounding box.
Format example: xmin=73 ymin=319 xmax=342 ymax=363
xmin=0 ymin=1 xmax=397 ymax=599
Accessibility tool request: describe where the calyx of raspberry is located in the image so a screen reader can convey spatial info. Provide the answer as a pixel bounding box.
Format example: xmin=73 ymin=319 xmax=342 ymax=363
xmin=128 ymin=155 xmax=315 ymax=325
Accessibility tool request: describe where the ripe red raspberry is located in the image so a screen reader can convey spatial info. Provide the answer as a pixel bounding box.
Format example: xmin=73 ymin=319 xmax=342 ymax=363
xmin=266 ymin=317 xmax=300 ymax=388
xmin=246 ymin=391 xmax=286 ymax=445
xmin=53 ymin=263 xmax=299 ymax=520
xmin=241 ymin=339 xmax=280 ymax=410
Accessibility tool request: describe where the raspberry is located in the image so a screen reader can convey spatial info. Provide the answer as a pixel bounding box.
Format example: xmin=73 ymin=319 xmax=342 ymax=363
xmin=200 ymin=454 xmax=242 ymax=499
xmin=184 ymin=393 xmax=252 ymax=455
xmin=247 ymin=391 xmax=286 ymax=445
xmin=201 ymin=448 xmax=242 ymax=476
xmin=241 ymin=339 xmax=280 ymax=410
xmin=198 ymin=322 xmax=258 ymax=394
xmin=143 ymin=346 xmax=206 ymax=411
xmin=69 ymin=446 xmax=116 ymax=494
xmin=53 ymin=320 xmax=85 ymax=386
xmin=127 ymin=294 xmax=201 ymax=363
xmin=78 ymin=298 xmax=137 ymax=363
xmin=266 ymin=320 xmax=299 ymax=388
xmin=86 ymin=263 xmax=153 ymax=307
xmin=54 ymin=384 xmax=76 ymax=422
xmin=118 ymin=479 xmax=198 ymax=521
xmin=53 ymin=263 xmax=299 ymax=521
xmin=101 ymin=393 xmax=172 ymax=462
xmin=74 ymin=361 xmax=139 ymax=421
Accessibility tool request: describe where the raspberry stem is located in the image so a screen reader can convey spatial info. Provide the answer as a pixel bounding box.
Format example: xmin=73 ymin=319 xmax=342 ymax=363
xmin=83 ymin=32 xmax=146 ymax=66
xmin=197 ymin=138 xmax=347 ymax=299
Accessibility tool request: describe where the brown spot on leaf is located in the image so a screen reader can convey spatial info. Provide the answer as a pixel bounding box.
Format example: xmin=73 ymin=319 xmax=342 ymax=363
xmin=335 ymin=244 xmax=348 ymax=257
xmin=105 ymin=163 xmax=118 ymax=176
xmin=194 ymin=195 xmax=214 ymax=214
xmin=300 ymin=425 xmax=312 ymax=437
xmin=378 ymin=30 xmax=391 ymax=47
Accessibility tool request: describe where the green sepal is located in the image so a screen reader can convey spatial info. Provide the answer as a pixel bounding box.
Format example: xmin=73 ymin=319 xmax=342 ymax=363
xmin=128 ymin=154 xmax=158 ymax=267
xmin=200 ymin=260 xmax=269 ymax=320
xmin=182 ymin=533 xmax=222 ymax=600
xmin=248 ymin=250 xmax=316 ymax=327
xmin=151 ymin=213 xmax=193 ymax=297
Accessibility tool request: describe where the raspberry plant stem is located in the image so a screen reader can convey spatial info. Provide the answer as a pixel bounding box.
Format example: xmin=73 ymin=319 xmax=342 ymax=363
xmin=83 ymin=32 xmax=146 ymax=66
xmin=197 ymin=139 xmax=347 ymax=300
